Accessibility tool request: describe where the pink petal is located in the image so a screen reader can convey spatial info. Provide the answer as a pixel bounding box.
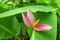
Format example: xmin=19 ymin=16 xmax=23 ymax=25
xmin=22 ymin=13 xmax=31 ymax=27
xmin=27 ymin=9 xmax=35 ymax=24
xmin=34 ymin=24 xmax=52 ymax=31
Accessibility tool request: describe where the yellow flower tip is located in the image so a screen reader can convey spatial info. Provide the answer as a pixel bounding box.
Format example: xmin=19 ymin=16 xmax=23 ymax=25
xmin=32 ymin=19 xmax=39 ymax=27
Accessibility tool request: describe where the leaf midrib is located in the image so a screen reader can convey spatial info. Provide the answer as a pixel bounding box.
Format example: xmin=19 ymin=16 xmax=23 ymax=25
xmin=0 ymin=24 xmax=15 ymax=36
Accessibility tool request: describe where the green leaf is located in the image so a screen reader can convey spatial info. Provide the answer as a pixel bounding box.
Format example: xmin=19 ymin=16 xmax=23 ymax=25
xmin=57 ymin=17 xmax=60 ymax=26
xmin=0 ymin=6 xmax=7 ymax=13
xmin=30 ymin=12 xmax=57 ymax=40
xmin=0 ymin=4 xmax=8 ymax=9
xmin=57 ymin=9 xmax=60 ymax=26
xmin=56 ymin=0 xmax=60 ymax=8
xmin=36 ymin=0 xmax=50 ymax=3
xmin=0 ymin=16 xmax=20 ymax=39
xmin=0 ymin=5 xmax=57 ymax=18
xmin=27 ymin=27 xmax=33 ymax=37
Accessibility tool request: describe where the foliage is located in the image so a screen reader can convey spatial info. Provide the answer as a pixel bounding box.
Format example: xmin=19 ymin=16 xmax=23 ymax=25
xmin=0 ymin=0 xmax=59 ymax=40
